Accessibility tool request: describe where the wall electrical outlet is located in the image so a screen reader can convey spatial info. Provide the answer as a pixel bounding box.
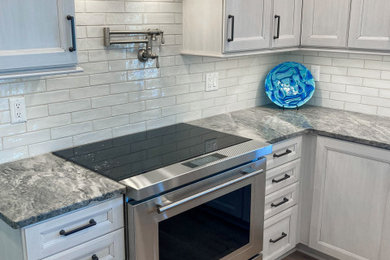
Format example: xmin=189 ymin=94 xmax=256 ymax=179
xmin=9 ymin=97 xmax=27 ymax=124
xmin=205 ymin=72 xmax=219 ymax=92
xmin=311 ymin=65 xmax=321 ymax=81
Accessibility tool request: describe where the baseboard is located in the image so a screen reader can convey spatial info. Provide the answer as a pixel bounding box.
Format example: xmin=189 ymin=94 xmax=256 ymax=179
xmin=295 ymin=244 xmax=339 ymax=260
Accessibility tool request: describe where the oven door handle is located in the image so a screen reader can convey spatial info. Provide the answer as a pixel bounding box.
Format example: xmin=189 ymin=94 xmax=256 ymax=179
xmin=156 ymin=168 xmax=264 ymax=214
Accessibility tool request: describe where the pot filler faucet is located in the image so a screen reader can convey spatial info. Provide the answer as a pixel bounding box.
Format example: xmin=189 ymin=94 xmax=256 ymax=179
xmin=103 ymin=27 xmax=164 ymax=68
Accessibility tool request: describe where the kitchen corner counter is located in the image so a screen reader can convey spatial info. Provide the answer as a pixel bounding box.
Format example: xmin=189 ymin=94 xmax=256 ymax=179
xmin=0 ymin=154 xmax=126 ymax=229
xmin=190 ymin=105 xmax=390 ymax=150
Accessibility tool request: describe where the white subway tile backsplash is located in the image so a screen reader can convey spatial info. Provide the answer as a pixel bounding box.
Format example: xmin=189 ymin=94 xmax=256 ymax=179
xmin=3 ymin=130 xmax=50 ymax=149
xmin=91 ymin=93 xmax=128 ymax=108
xmin=0 ymin=111 xmax=10 ymax=124
xmin=72 ymin=107 xmax=112 ymax=123
xmin=0 ymin=146 xmax=28 ymax=164
xmin=0 ymin=98 xmax=9 ymax=111
xmin=27 ymin=114 xmax=71 ymax=131
xmin=112 ymin=122 xmax=146 ymax=138
xmin=130 ymin=109 xmax=161 ymax=123
xmin=331 ymin=75 xmax=362 ymax=86
xmin=25 ymin=90 xmax=69 ymax=106
xmin=29 ymin=137 xmax=73 ymax=156
xmin=0 ymin=1 xmax=388 ymax=164
xmin=93 ymin=115 xmax=129 ymax=130
xmin=333 ymin=58 xmax=364 ymax=68
xmin=49 ymin=100 xmax=91 ymax=115
xmin=26 ymin=106 xmax=49 ymax=120
xmin=0 ymin=124 xmax=26 ymax=137
xmin=73 ymin=129 xmax=112 ymax=146
xmin=46 ymin=76 xmax=90 ymax=91
xmin=51 ymin=122 xmax=93 ymax=139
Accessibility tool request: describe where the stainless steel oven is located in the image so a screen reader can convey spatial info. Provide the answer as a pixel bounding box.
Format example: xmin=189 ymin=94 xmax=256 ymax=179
xmin=126 ymin=141 xmax=269 ymax=260
xmin=54 ymin=123 xmax=272 ymax=260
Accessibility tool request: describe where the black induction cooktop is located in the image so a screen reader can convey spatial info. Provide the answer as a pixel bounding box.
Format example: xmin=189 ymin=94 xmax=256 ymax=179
xmin=54 ymin=123 xmax=251 ymax=182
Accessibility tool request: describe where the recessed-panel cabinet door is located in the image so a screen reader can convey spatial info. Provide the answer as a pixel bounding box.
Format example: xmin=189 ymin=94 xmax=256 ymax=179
xmin=0 ymin=0 xmax=77 ymax=73
xmin=348 ymin=0 xmax=390 ymax=50
xmin=272 ymin=0 xmax=302 ymax=48
xmin=301 ymin=0 xmax=350 ymax=47
xmin=310 ymin=137 xmax=390 ymax=260
xmin=224 ymin=0 xmax=272 ymax=52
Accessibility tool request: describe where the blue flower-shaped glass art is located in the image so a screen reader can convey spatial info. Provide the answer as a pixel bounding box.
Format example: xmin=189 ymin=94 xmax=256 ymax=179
xmin=265 ymin=62 xmax=315 ymax=108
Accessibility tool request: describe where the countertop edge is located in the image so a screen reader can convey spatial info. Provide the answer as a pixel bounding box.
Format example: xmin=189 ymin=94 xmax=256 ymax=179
xmin=1 ymin=188 xmax=126 ymax=229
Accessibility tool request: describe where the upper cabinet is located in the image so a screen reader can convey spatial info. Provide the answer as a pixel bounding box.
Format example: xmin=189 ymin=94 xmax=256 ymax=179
xmin=348 ymin=0 xmax=390 ymax=50
xmin=224 ymin=0 xmax=272 ymax=53
xmin=183 ymin=0 xmax=300 ymax=57
xmin=271 ymin=0 xmax=302 ymax=48
xmin=301 ymin=0 xmax=351 ymax=48
xmin=0 ymin=0 xmax=79 ymax=79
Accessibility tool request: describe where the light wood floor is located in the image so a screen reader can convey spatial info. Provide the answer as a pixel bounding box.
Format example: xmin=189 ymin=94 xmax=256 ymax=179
xmin=282 ymin=251 xmax=318 ymax=260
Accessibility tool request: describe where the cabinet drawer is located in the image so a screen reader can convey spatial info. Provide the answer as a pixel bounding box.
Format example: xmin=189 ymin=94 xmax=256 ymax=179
xmin=263 ymin=206 xmax=298 ymax=260
xmin=24 ymin=197 xmax=124 ymax=260
xmin=43 ymin=229 xmax=125 ymax=260
xmin=266 ymin=159 xmax=300 ymax=195
xmin=264 ymin=183 xmax=299 ymax=220
xmin=266 ymin=137 xmax=302 ymax=169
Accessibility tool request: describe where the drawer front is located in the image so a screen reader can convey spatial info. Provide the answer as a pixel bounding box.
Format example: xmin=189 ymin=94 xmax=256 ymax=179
xmin=43 ymin=229 xmax=125 ymax=260
xmin=266 ymin=159 xmax=300 ymax=195
xmin=266 ymin=137 xmax=302 ymax=170
xmin=263 ymin=206 xmax=298 ymax=260
xmin=264 ymin=183 xmax=299 ymax=220
xmin=24 ymin=197 xmax=124 ymax=260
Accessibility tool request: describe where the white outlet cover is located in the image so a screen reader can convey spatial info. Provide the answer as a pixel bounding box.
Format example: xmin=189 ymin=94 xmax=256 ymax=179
xmin=9 ymin=97 xmax=27 ymax=124
xmin=311 ymin=65 xmax=321 ymax=81
xmin=205 ymin=72 xmax=219 ymax=92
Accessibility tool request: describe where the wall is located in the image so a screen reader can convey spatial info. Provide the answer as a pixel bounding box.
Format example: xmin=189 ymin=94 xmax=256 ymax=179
xmin=281 ymin=51 xmax=390 ymax=117
xmin=0 ymin=1 xmax=389 ymax=165
xmin=0 ymin=0 xmax=280 ymax=164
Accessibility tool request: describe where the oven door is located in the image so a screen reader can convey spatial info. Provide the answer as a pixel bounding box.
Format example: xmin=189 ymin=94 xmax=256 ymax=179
xmin=128 ymin=158 xmax=266 ymax=260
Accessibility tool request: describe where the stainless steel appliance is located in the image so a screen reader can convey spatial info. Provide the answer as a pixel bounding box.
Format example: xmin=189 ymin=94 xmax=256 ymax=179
xmin=55 ymin=123 xmax=272 ymax=260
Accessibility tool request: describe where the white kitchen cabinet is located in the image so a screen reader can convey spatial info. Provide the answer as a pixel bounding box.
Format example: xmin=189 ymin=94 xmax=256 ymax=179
xmin=182 ymin=0 xmax=273 ymax=57
xmin=224 ymin=0 xmax=272 ymax=52
xmin=0 ymin=0 xmax=79 ymax=79
xmin=42 ymin=229 xmax=125 ymax=260
xmin=0 ymin=197 xmax=124 ymax=260
xmin=301 ymin=0 xmax=351 ymax=48
xmin=309 ymin=137 xmax=390 ymax=260
xmin=263 ymin=206 xmax=298 ymax=260
xmin=348 ymin=0 xmax=390 ymax=50
xmin=271 ymin=0 xmax=302 ymax=48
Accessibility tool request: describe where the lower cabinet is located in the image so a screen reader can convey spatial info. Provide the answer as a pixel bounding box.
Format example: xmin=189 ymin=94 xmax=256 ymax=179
xmin=309 ymin=137 xmax=390 ymax=260
xmin=0 ymin=197 xmax=125 ymax=260
xmin=263 ymin=137 xmax=302 ymax=260
xmin=42 ymin=229 xmax=125 ymax=260
xmin=263 ymin=206 xmax=298 ymax=260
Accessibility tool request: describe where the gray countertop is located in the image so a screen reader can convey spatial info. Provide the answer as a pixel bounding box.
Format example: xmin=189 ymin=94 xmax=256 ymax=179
xmin=1 ymin=105 xmax=389 ymax=229
xmin=190 ymin=105 xmax=390 ymax=150
xmin=0 ymin=154 xmax=125 ymax=229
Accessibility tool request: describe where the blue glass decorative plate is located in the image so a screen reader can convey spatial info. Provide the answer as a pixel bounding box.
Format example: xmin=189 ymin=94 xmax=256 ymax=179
xmin=265 ymin=62 xmax=315 ymax=108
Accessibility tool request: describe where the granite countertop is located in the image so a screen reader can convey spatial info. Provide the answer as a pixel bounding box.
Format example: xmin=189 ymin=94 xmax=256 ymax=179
xmin=1 ymin=105 xmax=389 ymax=229
xmin=190 ymin=105 xmax=390 ymax=150
xmin=0 ymin=154 xmax=125 ymax=229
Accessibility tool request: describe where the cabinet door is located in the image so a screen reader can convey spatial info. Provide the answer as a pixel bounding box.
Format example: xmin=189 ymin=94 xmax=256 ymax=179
xmin=348 ymin=0 xmax=390 ymax=50
xmin=272 ymin=0 xmax=302 ymax=48
xmin=0 ymin=0 xmax=77 ymax=73
xmin=301 ymin=0 xmax=350 ymax=47
xmin=224 ymin=0 xmax=272 ymax=52
xmin=310 ymin=137 xmax=390 ymax=260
